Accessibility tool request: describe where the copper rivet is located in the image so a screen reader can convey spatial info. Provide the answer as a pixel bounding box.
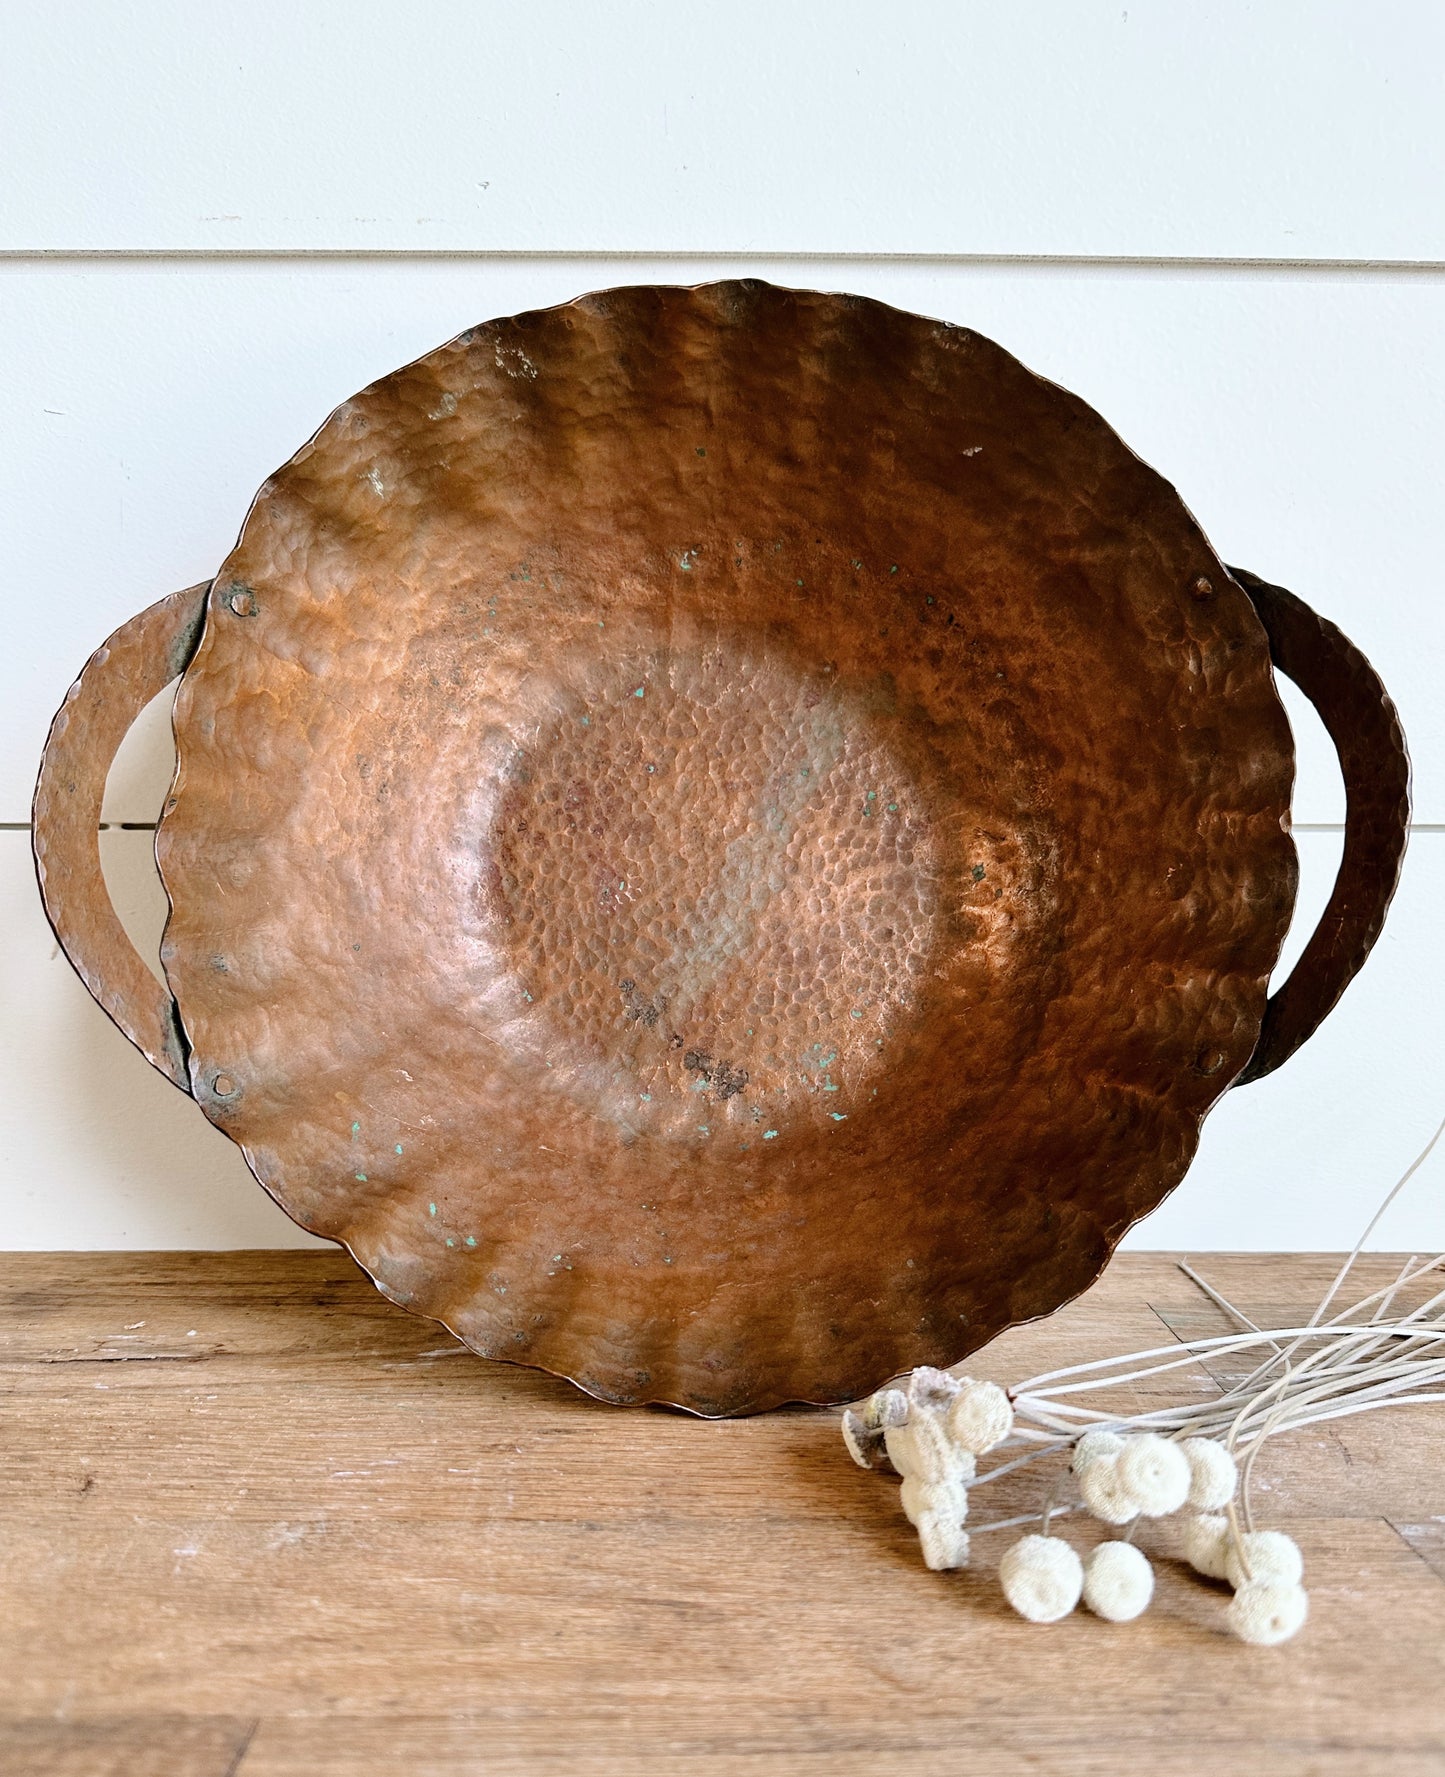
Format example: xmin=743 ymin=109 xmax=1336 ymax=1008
xmin=1191 ymin=575 xmax=1214 ymax=600
xmin=212 ymin=1073 xmax=236 ymax=1097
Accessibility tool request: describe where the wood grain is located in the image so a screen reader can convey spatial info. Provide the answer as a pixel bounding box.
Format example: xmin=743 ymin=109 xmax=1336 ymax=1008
xmin=2 ymin=1251 xmax=1442 ymax=1775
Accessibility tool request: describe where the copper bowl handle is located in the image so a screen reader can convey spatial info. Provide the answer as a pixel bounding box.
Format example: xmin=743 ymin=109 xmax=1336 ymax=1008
xmin=29 ymin=571 xmax=1408 ymax=1098
xmin=32 ymin=583 xmax=211 ymax=1091
xmin=1230 ymin=567 xmax=1411 ymax=1086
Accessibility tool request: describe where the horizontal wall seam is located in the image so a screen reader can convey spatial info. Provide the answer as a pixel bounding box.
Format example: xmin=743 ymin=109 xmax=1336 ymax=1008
xmin=3 ymin=249 xmax=1445 ymax=277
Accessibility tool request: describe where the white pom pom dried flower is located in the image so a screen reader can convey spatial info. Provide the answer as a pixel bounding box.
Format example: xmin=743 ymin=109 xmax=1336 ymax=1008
xmin=1082 ymin=1540 xmax=1154 ymax=1622
xmin=898 ymin=1463 xmax=972 ymax=1570
xmin=916 ymin=1513 xmax=970 ymax=1571
xmin=899 ymin=1465 xmax=972 ymax=1531
xmin=999 ymin=1534 xmax=1084 ymax=1622
xmin=885 ymin=1408 xmax=957 ymax=1483
xmin=1078 ymin=1452 xmax=1138 ymax=1525
xmin=1115 ymin=1433 xmax=1191 ymax=1517
xmin=1180 ymin=1437 xmax=1237 ymax=1511
xmin=1227 ymin=1579 xmax=1309 ymax=1645
xmin=1071 ymin=1429 xmax=1125 ymax=1476
xmin=1182 ymin=1511 xmax=1232 ymax=1580
xmin=906 ymin=1366 xmax=962 ymax=1413
xmin=945 ymin=1380 xmax=1014 ymax=1454
xmin=866 ymin=1387 xmax=910 ymax=1431
xmin=841 ymin=1408 xmax=887 ymax=1470
xmin=1225 ymin=1529 xmax=1304 ymax=1591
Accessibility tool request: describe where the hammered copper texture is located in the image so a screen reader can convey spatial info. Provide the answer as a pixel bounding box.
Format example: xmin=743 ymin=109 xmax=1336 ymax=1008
xmin=144 ymin=279 xmax=1307 ymax=1416
xmin=29 ymin=282 xmax=1410 ymax=1416
xmin=31 ymin=583 xmax=208 ymax=1087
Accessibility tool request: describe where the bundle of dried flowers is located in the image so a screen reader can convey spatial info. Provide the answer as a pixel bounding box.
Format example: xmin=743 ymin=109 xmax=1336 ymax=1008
xmin=842 ymin=1110 xmax=1445 ymax=1644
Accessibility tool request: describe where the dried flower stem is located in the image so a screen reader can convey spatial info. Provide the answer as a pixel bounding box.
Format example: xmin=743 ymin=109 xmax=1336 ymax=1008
xmin=947 ymin=1110 xmax=1445 ymax=1541
xmin=844 ymin=1114 xmax=1445 ymax=1645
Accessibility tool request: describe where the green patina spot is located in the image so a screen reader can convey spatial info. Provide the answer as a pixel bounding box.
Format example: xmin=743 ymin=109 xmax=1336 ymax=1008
xmin=641 ymin=1092 xmax=652 ymax=1101
xmin=354 ymin=1172 xmax=367 ymax=1182
xmin=633 ymin=685 xmax=646 ymax=697
xmin=697 ymin=1124 xmax=710 ymax=1136
xmin=446 ymin=1237 xmax=455 ymax=1248
xmin=888 ymin=802 xmax=898 ymax=811
xmin=466 ymin=1235 xmax=477 ymax=1247
xmin=830 ymin=1112 xmax=848 ymax=1121
xmin=395 ymin=1143 xmax=404 ymax=1154
xmin=696 ymin=446 xmax=706 ymax=457
xmin=351 ymin=1121 xmax=360 ymax=1139
xmin=850 ymin=1009 xmax=864 ymax=1019
xmin=763 ymin=1129 xmax=779 ymax=1140
xmin=972 ymin=864 xmax=986 ymax=882
xmin=890 ymin=564 xmax=899 ymax=573
xmin=428 ymin=1202 xmax=437 ymax=1217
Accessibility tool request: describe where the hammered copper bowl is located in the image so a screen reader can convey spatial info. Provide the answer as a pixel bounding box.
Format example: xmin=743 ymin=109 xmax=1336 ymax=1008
xmin=34 ymin=281 xmax=1409 ymax=1414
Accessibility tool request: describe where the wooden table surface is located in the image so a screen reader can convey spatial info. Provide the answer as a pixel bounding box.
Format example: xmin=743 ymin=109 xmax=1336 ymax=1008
xmin=1 ymin=1250 xmax=1442 ymax=1776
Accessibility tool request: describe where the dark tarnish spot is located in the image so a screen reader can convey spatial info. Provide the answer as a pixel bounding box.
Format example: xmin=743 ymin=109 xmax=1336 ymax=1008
xmin=684 ymin=1048 xmax=750 ymax=1101
xmin=619 ymin=979 xmax=663 ymax=1027
xmin=166 ymin=588 xmax=211 ymax=679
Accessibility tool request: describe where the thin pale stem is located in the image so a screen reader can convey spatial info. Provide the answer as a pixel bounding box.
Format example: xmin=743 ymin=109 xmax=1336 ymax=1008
xmin=1299 ymin=1108 xmax=1445 ymax=1338
xmin=1178 ymin=1260 xmax=1281 ymax=1350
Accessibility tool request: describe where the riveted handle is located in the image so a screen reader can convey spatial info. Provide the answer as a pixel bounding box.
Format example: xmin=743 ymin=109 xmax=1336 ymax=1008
xmin=32 ymin=584 xmax=211 ymax=1090
xmin=1230 ymin=566 xmax=1411 ymax=1086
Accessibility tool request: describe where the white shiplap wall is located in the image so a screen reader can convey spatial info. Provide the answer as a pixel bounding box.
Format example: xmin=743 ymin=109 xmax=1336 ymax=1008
xmin=3 ymin=4 xmax=1443 ymax=1251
